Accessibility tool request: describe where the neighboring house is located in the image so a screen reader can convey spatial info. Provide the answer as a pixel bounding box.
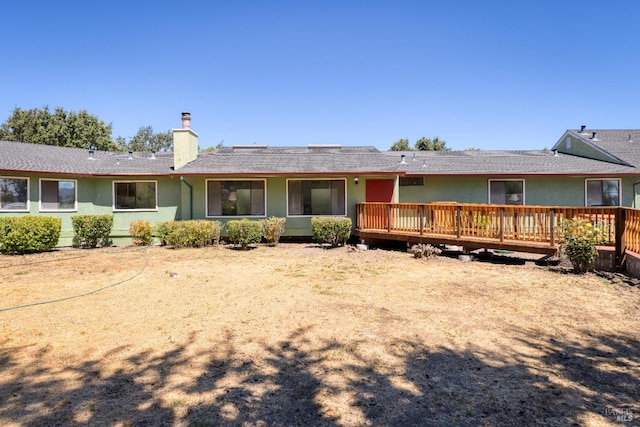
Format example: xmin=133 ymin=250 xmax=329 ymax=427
xmin=1 ymin=112 xmax=639 ymax=246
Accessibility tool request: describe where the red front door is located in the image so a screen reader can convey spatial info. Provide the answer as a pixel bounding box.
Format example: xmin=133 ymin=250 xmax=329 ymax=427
xmin=366 ymin=179 xmax=395 ymax=202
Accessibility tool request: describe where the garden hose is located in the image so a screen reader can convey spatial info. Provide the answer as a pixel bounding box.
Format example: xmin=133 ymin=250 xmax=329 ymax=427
xmin=0 ymin=248 xmax=149 ymax=312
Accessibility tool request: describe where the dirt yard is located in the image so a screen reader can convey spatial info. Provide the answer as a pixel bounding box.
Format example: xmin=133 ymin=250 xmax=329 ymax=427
xmin=0 ymin=244 xmax=638 ymax=426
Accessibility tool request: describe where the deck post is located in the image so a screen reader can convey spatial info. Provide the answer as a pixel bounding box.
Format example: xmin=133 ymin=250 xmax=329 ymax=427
xmin=387 ymin=204 xmax=392 ymax=233
xmin=549 ymin=209 xmax=555 ymax=247
xmin=419 ymin=205 xmax=424 ymax=236
xmin=615 ymin=208 xmax=626 ymax=271
xmin=456 ymin=206 xmax=462 ymax=238
xmin=499 ymin=207 xmax=505 ymax=243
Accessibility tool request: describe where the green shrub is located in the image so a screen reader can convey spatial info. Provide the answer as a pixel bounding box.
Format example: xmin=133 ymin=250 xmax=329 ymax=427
xmin=154 ymin=221 xmax=178 ymax=246
xmin=558 ymin=217 xmax=606 ymax=273
xmin=261 ymin=216 xmax=286 ymax=246
xmin=311 ymin=217 xmax=352 ymax=247
xmin=227 ymin=219 xmax=263 ymax=249
xmin=71 ymin=214 xmax=114 ymax=248
xmin=0 ymin=216 xmax=61 ymax=254
xmin=166 ymin=220 xmax=221 ymax=248
xmin=129 ymin=220 xmax=153 ymax=246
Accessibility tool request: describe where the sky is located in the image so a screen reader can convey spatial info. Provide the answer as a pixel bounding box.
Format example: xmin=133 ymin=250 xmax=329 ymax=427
xmin=2 ymin=1 xmax=639 ymax=151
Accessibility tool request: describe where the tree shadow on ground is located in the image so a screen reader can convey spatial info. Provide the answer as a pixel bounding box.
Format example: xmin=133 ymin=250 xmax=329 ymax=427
xmin=0 ymin=327 xmax=638 ymax=426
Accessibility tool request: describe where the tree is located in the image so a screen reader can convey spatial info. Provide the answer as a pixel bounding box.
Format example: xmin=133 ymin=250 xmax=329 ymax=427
xmin=120 ymin=126 xmax=173 ymax=152
xmin=415 ymin=136 xmax=449 ymax=151
xmin=0 ymin=106 xmax=120 ymax=151
xmin=390 ymin=138 xmax=412 ymax=151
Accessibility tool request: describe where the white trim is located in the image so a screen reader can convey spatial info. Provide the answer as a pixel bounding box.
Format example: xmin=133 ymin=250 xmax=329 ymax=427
xmin=0 ymin=176 xmax=30 ymax=212
xmin=488 ymin=179 xmax=525 ymax=205
xmin=585 ymin=178 xmax=621 ymax=207
xmin=39 ymin=178 xmax=78 ymax=212
xmin=112 ymin=180 xmax=158 ymax=211
xmin=205 ymin=178 xmax=268 ymax=218
xmin=286 ymin=178 xmax=348 ymax=217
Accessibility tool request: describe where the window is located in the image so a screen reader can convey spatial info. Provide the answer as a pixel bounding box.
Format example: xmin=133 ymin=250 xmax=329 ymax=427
xmin=40 ymin=179 xmax=76 ymax=211
xmin=489 ymin=180 xmax=524 ymax=205
xmin=399 ymin=177 xmax=424 ymax=186
xmin=0 ymin=177 xmax=29 ymax=211
xmin=586 ymin=179 xmax=620 ymax=206
xmin=114 ymin=181 xmax=157 ymax=210
xmin=287 ymin=179 xmax=346 ymax=216
xmin=206 ymin=180 xmax=265 ymax=216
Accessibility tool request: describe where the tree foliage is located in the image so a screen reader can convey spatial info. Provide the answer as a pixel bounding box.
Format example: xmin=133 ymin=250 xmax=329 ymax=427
xmin=0 ymin=106 xmax=173 ymax=153
xmin=414 ymin=136 xmax=449 ymax=151
xmin=120 ymin=126 xmax=173 ymax=152
xmin=390 ymin=138 xmax=411 ymax=151
xmin=389 ymin=136 xmax=449 ymax=151
xmin=0 ymin=106 xmax=120 ymax=151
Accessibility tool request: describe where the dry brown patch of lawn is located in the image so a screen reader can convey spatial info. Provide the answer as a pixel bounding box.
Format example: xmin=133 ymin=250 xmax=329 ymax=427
xmin=0 ymin=244 xmax=638 ymax=426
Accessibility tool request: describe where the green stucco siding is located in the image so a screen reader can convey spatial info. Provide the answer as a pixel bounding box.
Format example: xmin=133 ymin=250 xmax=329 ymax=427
xmin=0 ymin=174 xmax=181 ymax=246
xmin=398 ymin=175 xmax=636 ymax=207
xmin=181 ymin=175 xmax=370 ymax=238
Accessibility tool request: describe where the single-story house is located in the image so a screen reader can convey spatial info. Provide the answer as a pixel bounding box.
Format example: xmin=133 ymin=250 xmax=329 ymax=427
xmin=1 ymin=113 xmax=639 ymax=246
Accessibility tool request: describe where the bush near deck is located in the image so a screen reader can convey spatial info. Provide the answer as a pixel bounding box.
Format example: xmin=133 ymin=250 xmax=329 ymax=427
xmin=311 ymin=217 xmax=352 ymax=247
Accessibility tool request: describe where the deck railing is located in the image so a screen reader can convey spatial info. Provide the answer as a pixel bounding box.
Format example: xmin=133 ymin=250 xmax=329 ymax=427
xmin=357 ymin=202 xmax=640 ymax=268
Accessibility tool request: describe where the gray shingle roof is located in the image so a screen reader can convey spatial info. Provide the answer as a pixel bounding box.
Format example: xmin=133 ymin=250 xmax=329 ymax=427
xmin=386 ymin=149 xmax=640 ymax=175
xmin=563 ymin=129 xmax=640 ymax=167
xmin=2 ymin=134 xmax=640 ymax=177
xmin=0 ymin=140 xmax=173 ymax=175
xmin=177 ymin=146 xmax=398 ymax=175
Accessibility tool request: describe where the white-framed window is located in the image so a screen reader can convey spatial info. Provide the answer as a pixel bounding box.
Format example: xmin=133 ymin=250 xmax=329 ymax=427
xmin=489 ymin=179 xmax=524 ymax=205
xmin=206 ymin=179 xmax=266 ymax=217
xmin=287 ymin=178 xmax=346 ymax=216
xmin=0 ymin=176 xmax=29 ymax=211
xmin=40 ymin=179 xmax=77 ymax=211
xmin=586 ymin=179 xmax=621 ymax=206
xmin=113 ymin=181 xmax=157 ymax=211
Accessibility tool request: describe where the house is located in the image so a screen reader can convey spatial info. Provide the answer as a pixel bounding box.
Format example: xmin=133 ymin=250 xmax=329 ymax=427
xmin=1 ymin=112 xmax=639 ymax=246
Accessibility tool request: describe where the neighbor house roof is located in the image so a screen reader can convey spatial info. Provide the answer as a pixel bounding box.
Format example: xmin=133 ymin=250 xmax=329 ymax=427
xmin=553 ymin=129 xmax=640 ymax=167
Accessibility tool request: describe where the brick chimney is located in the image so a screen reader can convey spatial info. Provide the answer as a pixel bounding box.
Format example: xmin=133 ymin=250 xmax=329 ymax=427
xmin=173 ymin=112 xmax=198 ymax=169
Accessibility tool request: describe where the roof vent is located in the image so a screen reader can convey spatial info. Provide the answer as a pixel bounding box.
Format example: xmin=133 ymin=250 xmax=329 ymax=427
xmin=421 ymin=159 xmax=427 ymax=168
xmin=400 ymin=154 xmax=407 ymax=164
xmin=128 ymin=151 xmax=133 ymax=159
xmin=553 ymin=149 xmax=558 ymax=157
xmin=591 ymin=131 xmax=597 ymax=140
xmin=629 ymin=134 xmax=633 ymax=143
xmin=151 ymin=151 xmax=156 ymax=159
xmin=88 ymin=150 xmax=95 ymax=159
xmin=580 ymin=125 xmax=586 ymax=133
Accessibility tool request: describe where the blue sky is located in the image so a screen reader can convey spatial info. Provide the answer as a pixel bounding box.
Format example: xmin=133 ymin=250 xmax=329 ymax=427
xmin=3 ymin=1 xmax=639 ymax=151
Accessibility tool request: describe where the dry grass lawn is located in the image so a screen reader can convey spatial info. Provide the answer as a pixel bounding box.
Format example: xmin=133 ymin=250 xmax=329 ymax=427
xmin=0 ymin=244 xmax=639 ymax=426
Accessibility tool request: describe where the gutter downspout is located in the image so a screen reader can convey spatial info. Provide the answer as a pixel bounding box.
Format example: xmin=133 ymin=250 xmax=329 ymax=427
xmin=180 ymin=176 xmax=193 ymax=220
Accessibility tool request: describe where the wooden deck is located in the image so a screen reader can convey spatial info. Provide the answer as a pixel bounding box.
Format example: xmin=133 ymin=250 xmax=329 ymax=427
xmin=355 ymin=203 xmax=640 ymax=267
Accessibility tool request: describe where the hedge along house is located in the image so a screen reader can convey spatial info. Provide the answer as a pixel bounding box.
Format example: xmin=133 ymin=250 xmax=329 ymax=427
xmin=1 ymin=112 xmax=640 ymax=247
